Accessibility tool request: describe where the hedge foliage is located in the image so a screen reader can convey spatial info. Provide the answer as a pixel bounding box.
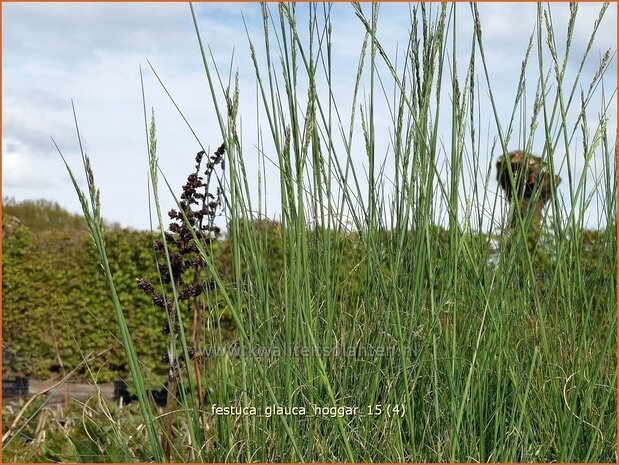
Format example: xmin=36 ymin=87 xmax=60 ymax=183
xmin=3 ymin=201 xmax=166 ymax=381
xmin=2 ymin=201 xmax=286 ymax=382
xmin=2 ymin=199 xmax=614 ymax=382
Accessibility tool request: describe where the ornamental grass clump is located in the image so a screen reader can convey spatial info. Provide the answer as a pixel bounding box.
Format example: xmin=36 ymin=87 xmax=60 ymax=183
xmin=39 ymin=3 xmax=614 ymax=462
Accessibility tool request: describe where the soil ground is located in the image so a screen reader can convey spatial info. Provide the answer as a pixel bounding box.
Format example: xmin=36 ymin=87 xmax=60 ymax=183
xmin=3 ymin=379 xmax=116 ymax=407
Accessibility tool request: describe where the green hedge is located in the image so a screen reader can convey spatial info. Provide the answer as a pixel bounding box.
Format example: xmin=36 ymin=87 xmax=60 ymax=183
xmin=3 ymin=216 xmax=164 ymax=381
xmin=2 ymin=200 xmax=613 ymax=382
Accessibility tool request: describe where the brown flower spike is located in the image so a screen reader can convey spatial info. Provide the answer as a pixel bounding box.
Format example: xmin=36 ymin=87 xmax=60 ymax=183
xmin=137 ymin=143 xmax=225 ymax=375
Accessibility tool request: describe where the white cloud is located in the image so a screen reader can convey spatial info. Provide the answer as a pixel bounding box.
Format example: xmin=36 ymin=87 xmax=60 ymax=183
xmin=2 ymin=140 xmax=55 ymax=189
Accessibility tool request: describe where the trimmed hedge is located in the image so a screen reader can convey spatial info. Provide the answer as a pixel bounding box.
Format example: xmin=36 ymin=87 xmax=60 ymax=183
xmin=3 ymin=200 xmax=613 ymax=382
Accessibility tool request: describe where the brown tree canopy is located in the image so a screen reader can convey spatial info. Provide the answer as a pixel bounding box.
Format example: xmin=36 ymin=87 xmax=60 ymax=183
xmin=495 ymin=151 xmax=561 ymax=203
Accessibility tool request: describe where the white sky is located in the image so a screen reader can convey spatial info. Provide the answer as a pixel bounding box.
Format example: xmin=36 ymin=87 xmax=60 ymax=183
xmin=2 ymin=2 xmax=616 ymax=232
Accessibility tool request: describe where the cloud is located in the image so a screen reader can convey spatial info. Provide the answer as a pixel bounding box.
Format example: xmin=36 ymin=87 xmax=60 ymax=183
xmin=2 ymin=140 xmax=55 ymax=189
xmin=3 ymin=3 xmax=194 ymax=65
